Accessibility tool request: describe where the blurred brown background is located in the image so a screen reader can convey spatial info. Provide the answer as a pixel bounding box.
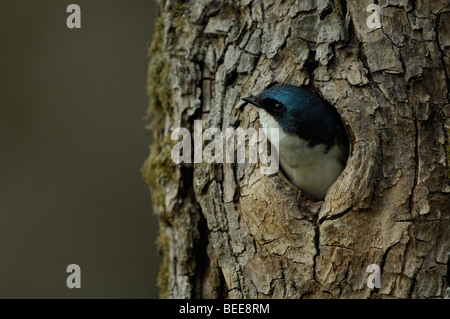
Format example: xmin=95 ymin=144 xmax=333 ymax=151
xmin=0 ymin=0 xmax=159 ymax=298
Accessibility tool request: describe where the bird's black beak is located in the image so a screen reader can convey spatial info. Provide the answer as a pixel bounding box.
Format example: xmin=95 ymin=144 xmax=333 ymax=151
xmin=241 ymin=96 xmax=261 ymax=108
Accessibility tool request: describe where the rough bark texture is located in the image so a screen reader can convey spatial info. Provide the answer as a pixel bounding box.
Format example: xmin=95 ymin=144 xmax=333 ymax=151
xmin=143 ymin=0 xmax=450 ymax=299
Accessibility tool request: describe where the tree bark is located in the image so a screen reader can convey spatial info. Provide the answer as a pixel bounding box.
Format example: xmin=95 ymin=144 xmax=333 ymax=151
xmin=143 ymin=0 xmax=450 ymax=299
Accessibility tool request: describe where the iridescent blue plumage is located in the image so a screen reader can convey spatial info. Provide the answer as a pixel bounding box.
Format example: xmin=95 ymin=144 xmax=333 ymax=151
xmin=242 ymin=84 xmax=349 ymax=201
xmin=256 ymin=85 xmax=347 ymax=150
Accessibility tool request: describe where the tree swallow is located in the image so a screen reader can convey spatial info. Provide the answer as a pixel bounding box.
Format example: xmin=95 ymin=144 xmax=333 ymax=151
xmin=242 ymin=85 xmax=349 ymax=201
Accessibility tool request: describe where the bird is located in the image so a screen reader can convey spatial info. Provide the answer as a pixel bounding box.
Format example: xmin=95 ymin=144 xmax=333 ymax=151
xmin=242 ymin=84 xmax=349 ymax=201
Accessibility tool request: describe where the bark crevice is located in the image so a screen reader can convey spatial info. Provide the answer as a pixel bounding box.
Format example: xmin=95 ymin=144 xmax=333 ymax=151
xmin=145 ymin=0 xmax=450 ymax=299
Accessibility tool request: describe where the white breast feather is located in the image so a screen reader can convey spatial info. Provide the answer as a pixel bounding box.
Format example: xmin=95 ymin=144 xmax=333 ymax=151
xmin=257 ymin=109 xmax=344 ymax=200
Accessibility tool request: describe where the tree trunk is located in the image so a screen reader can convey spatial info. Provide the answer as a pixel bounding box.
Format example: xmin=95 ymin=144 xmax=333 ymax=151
xmin=143 ymin=0 xmax=450 ymax=299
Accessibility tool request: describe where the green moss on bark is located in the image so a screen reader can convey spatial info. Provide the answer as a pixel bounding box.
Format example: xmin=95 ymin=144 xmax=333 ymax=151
xmin=142 ymin=13 xmax=175 ymax=299
xmin=147 ymin=16 xmax=171 ymax=113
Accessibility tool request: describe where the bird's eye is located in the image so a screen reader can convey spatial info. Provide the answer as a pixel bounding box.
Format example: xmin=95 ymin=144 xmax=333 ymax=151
xmin=273 ymin=103 xmax=285 ymax=112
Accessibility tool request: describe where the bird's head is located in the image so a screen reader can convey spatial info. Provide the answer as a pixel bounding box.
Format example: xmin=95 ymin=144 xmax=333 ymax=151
xmin=242 ymin=84 xmax=347 ymax=149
